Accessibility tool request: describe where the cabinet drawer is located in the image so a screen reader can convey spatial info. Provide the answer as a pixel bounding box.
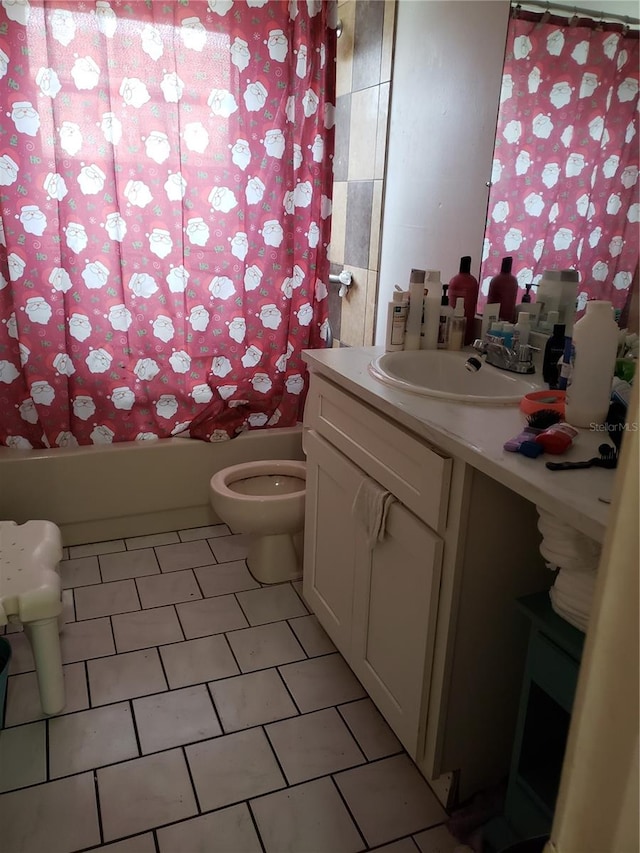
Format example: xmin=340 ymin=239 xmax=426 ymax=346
xmin=304 ymin=374 xmax=451 ymax=532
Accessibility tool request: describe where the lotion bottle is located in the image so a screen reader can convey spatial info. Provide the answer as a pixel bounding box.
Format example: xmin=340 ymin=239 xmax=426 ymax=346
xmin=448 ymin=298 xmax=466 ymax=351
xmin=420 ymin=270 xmax=442 ymax=350
xmin=565 ymin=300 xmax=619 ymax=427
xmin=404 ymin=269 xmax=426 ymax=350
xmin=385 ymin=290 xmax=408 ymax=352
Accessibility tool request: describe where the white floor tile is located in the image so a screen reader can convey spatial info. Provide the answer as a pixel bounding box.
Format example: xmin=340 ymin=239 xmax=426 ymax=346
xmin=236 ymin=584 xmax=308 ymax=625
xmin=49 ymin=702 xmax=139 ymax=778
xmin=74 ymin=579 xmax=140 ymax=621
xmin=160 ymin=635 xmax=239 ymax=689
xmin=157 ymin=804 xmax=261 ymax=853
xmin=99 ymin=548 xmax=160 ymax=583
xmin=88 ymin=649 xmax=167 ymax=706
xmin=60 ymin=617 xmax=115 ymax=663
xmin=95 ymin=834 xmax=156 ymax=853
xmin=207 ymin=533 xmax=251 ymax=563
xmin=111 ymin=606 xmax=184 ymax=653
xmin=70 ymin=540 xmax=125 ymax=559
xmin=186 ymin=728 xmax=284 ymax=812
xmin=339 ymin=698 xmax=402 ymax=760
xmin=133 ymin=685 xmax=221 ymax=754
xmin=62 ymin=589 xmax=75 ymax=623
xmin=266 ymin=707 xmax=365 ymax=784
xmin=136 ymin=569 xmax=202 ymax=609
xmin=179 ymin=524 xmax=230 ymax=542
xmin=125 ymin=531 xmax=180 ymax=550
xmin=250 ymin=776 xmax=365 ymax=853
xmin=194 ymin=561 xmax=260 ymax=597
xmin=226 ymin=622 xmax=305 ymax=672
xmin=5 ymin=663 xmax=89 ymax=727
xmin=7 ymin=632 xmax=34 ymax=675
xmin=413 ymin=824 xmax=465 ymax=853
xmin=98 ymin=749 xmax=198 ymax=842
xmin=156 ymin=540 xmax=216 ymax=573
xmin=279 ymin=654 xmax=366 ymax=712
xmin=60 ymin=556 xmax=101 ymax=589
xmin=0 ymin=772 xmax=101 ymax=853
xmin=0 ymin=721 xmax=46 ymax=793
xmin=176 ymin=594 xmax=248 ymax=639
xmin=289 ymin=614 xmax=336 ymax=657
xmin=334 ymin=755 xmax=447 ymax=848
xmin=210 ymin=668 xmax=298 ymax=732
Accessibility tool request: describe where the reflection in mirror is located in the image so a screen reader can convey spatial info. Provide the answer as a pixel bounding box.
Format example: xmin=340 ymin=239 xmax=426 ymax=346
xmin=480 ymin=4 xmax=639 ymax=338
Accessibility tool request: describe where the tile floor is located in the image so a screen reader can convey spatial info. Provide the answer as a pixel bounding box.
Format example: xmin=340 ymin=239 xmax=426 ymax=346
xmin=0 ymin=526 xmax=463 ymax=853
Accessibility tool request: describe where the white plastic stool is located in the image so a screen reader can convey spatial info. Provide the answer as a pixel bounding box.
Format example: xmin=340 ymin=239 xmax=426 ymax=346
xmin=0 ymin=521 xmax=65 ymax=715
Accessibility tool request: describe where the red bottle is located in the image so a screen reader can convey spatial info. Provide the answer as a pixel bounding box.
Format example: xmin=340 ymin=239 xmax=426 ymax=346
xmin=448 ymin=256 xmax=479 ymax=346
xmin=487 ymin=256 xmax=518 ymax=323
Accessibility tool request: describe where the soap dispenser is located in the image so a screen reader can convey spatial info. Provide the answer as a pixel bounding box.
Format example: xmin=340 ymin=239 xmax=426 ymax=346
xmin=487 ymin=256 xmax=518 ymax=323
xmin=438 ymin=284 xmax=453 ymax=349
xmin=448 ymin=256 xmax=479 ymax=346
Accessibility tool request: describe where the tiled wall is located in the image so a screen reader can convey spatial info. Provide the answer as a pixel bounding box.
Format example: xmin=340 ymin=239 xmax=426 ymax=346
xmin=328 ymin=0 xmax=396 ymax=347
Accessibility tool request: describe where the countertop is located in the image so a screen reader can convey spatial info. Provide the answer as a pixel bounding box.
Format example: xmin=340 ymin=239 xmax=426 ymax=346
xmin=303 ymin=346 xmax=614 ymax=544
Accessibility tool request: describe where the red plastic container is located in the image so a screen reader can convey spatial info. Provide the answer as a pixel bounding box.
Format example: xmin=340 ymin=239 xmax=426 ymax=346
xmin=448 ymin=256 xmax=479 ymax=346
xmin=487 ymin=256 xmax=518 ymax=323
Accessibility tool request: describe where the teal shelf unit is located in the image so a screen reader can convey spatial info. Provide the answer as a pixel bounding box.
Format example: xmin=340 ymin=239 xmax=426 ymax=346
xmin=484 ymin=590 xmax=585 ymax=852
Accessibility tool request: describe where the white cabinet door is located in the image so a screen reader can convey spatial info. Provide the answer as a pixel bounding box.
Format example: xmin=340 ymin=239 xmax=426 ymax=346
xmin=351 ymin=501 xmax=443 ymax=757
xmin=302 ymin=430 xmax=362 ymax=656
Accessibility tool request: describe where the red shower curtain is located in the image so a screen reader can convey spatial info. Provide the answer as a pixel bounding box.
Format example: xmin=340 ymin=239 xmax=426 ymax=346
xmin=480 ymin=12 xmax=639 ymax=315
xmin=0 ymin=1 xmax=336 ymax=448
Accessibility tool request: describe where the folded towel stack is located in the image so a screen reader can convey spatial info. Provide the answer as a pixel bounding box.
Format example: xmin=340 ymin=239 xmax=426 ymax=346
xmin=536 ymin=505 xmax=602 ymax=633
xmin=352 ymin=477 xmax=395 ymax=549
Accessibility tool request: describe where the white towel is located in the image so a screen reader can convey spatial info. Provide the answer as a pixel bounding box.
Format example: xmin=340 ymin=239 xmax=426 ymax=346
xmin=549 ymin=566 xmax=596 ymax=633
xmin=536 ymin=506 xmax=602 ymax=572
xmin=352 ymin=477 xmax=395 ymax=549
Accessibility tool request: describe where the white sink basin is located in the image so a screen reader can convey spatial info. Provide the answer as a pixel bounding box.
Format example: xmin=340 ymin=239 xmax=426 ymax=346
xmin=369 ymin=349 xmax=540 ymax=404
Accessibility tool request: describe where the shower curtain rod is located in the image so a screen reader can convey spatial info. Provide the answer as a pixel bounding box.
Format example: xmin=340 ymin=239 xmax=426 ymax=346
xmin=513 ymin=0 xmax=640 ymax=26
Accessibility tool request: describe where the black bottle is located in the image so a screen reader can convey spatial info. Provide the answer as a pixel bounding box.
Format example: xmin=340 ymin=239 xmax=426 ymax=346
xmin=543 ymin=324 xmax=566 ymax=389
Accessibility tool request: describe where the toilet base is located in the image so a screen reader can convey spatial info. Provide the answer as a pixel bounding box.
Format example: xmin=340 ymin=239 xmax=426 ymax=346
xmin=247 ymin=532 xmax=302 ymax=585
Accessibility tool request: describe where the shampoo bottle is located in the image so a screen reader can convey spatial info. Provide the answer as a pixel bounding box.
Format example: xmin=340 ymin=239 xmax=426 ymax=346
xmin=385 ymin=290 xmax=408 ymax=352
xmin=404 ymin=269 xmax=426 ymax=350
xmin=565 ymin=300 xmax=619 ymax=427
xmin=487 ymin=256 xmax=518 ymax=323
xmin=438 ymin=284 xmax=453 ymax=349
xmin=448 ymin=256 xmax=479 ymax=345
xmin=420 ymin=270 xmax=442 ymax=350
xmin=449 ymin=298 xmax=466 ymax=351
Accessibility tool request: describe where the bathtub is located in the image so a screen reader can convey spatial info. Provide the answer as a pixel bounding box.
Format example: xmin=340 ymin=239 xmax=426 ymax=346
xmin=0 ymin=426 xmax=304 ymax=545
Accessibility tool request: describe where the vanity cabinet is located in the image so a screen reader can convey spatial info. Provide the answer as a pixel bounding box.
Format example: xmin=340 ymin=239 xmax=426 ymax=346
xmin=302 ymin=368 xmax=553 ymax=807
xmin=304 ymin=429 xmax=443 ymax=754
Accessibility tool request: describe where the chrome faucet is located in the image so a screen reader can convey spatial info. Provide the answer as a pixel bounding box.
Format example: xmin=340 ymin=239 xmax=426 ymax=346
xmin=469 ymin=335 xmax=539 ymax=375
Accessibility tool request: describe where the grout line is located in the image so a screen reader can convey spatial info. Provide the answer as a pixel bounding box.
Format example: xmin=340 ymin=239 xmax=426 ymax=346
xmin=329 ymin=773 xmax=369 ymax=850
xmin=246 ymin=799 xmax=268 ymax=853
xmin=155 ymin=646 xmax=171 ymax=696
xmin=173 ymin=603 xmax=186 ymax=642
xmin=129 ymin=698 xmax=143 ymax=758
xmin=84 ymin=659 xmax=93 ymax=713
xmin=181 ymin=744 xmax=202 ymax=815
xmin=44 ymin=716 xmax=51 ymax=783
xmin=260 ymin=723 xmax=291 ymax=786
xmin=274 ymin=665 xmax=303 ymax=716
xmin=152 ymin=828 xmax=161 ymax=853
xmin=92 ymin=767 xmax=105 ymax=848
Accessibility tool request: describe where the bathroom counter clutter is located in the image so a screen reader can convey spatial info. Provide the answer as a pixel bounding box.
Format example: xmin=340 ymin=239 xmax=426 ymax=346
xmin=303 ymin=345 xmax=611 ymax=543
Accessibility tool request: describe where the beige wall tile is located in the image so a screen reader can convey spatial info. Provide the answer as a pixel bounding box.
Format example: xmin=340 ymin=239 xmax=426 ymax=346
xmin=380 ymin=1 xmax=397 ymax=84
xmin=369 ymin=180 xmax=383 ymax=271
xmin=336 ymin=1 xmax=355 ymax=98
xmin=364 ymin=270 xmax=378 ymax=345
xmin=329 ymin=181 xmax=347 ymax=266
xmin=348 ymin=87 xmax=379 ymax=181
xmin=374 ymin=82 xmax=390 ymax=180
xmin=339 ymin=266 xmax=368 ymax=347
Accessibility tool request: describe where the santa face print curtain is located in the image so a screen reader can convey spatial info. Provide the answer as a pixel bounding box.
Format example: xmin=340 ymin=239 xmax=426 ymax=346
xmin=0 ymin=0 xmax=337 ymax=448
xmin=480 ymin=11 xmax=639 ymax=314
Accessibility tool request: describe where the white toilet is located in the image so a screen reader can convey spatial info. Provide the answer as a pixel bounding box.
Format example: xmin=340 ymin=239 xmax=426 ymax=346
xmin=209 ymin=460 xmax=306 ymax=584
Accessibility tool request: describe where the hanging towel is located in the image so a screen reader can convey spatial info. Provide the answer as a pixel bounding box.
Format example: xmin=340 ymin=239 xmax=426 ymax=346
xmin=352 ymin=477 xmax=395 ymax=549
